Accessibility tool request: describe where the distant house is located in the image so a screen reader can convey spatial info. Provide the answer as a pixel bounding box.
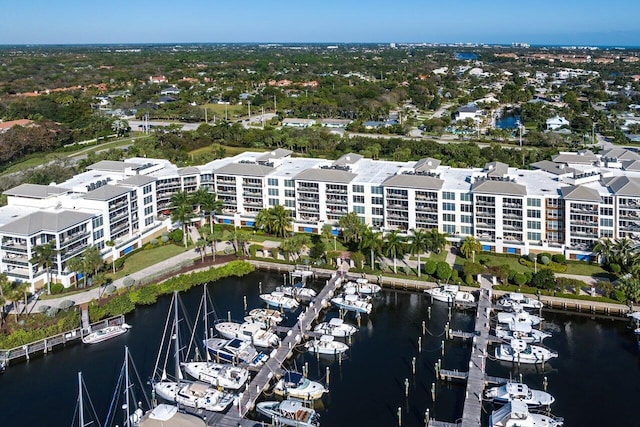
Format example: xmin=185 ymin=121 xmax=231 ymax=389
xmin=149 ymin=75 xmax=168 ymax=84
xmin=282 ymin=118 xmax=316 ymax=128
xmin=546 ymin=116 xmax=570 ymax=131
xmin=157 ymin=96 xmax=177 ymax=104
xmin=454 ymin=104 xmax=481 ymax=122
xmin=160 ymin=86 xmax=181 ymax=96
xmin=320 ymin=118 xmax=352 ymax=128
xmin=0 ymin=119 xmax=34 ymax=133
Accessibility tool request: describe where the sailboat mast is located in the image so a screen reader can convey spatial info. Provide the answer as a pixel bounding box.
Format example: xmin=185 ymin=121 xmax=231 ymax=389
xmin=173 ymin=291 xmax=181 ymax=384
xmin=125 ymin=346 xmax=131 ymax=427
xmin=78 ymin=372 xmax=85 ymax=427
xmin=203 ymin=284 xmax=209 ymax=341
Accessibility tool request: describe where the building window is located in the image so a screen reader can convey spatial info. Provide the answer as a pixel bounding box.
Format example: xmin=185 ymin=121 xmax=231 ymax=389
xmin=285 ymin=199 xmax=295 ymax=208
xmin=600 ymin=207 xmax=613 ymax=216
xmin=269 ymin=198 xmax=279 ymax=206
xmin=268 ymin=188 xmax=279 ymax=196
xmin=284 ymin=180 xmax=294 ymax=188
xmin=442 ymin=202 xmax=455 ymax=211
xmin=144 ymin=195 xmax=153 ymax=205
xmin=143 ymin=185 xmax=152 ymax=194
xmin=285 ymin=190 xmax=295 ymax=198
xmin=371 ymin=197 xmax=383 ymax=205
xmin=600 ymin=218 xmax=613 ymax=227
xmin=144 ymin=206 xmax=153 ymax=216
xmin=461 ymin=215 xmax=473 ymax=224
xmin=600 ymin=229 xmax=613 ymax=238
xmin=353 ymin=195 xmax=365 ymax=204
xmin=145 ymin=217 xmax=154 ymax=226
xmin=92 ymin=217 xmax=103 ymax=228
xmin=602 ymin=196 xmax=613 ymax=205
xmin=460 ymin=204 xmax=472 ymax=213
xmin=527 ymin=232 xmax=541 ymax=241
xmin=354 ymin=206 xmax=365 ymax=214
xmin=93 ymin=229 xmax=104 ymax=240
xmin=461 ymin=226 xmax=473 ymax=235
xmin=353 ymin=185 xmax=364 ymax=193
xmin=460 ymin=193 xmax=472 ymax=202
xmin=527 ymin=221 xmax=541 ymax=230
xmin=268 ymin=178 xmax=279 ymax=186
xmin=371 ymin=186 xmax=383 ymax=194
xmin=443 ymin=192 xmax=456 ymax=200
xmin=443 ymin=213 xmax=456 ymax=222
xmin=527 ymin=209 xmax=541 ymax=218
xmin=372 ymin=207 xmax=384 ymax=216
xmin=527 ymin=198 xmax=541 ymax=207
xmin=443 ymin=224 xmax=456 ymax=234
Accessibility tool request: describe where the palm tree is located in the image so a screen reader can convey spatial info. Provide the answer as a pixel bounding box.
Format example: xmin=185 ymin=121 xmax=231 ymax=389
xmin=196 ymin=238 xmax=206 ymax=262
xmin=83 ymin=246 xmax=103 ymax=284
xmin=460 ymin=236 xmax=482 ymax=261
xmin=0 ymin=273 xmax=10 ymax=323
xmin=31 ymin=241 xmax=57 ymax=295
xmin=427 ymin=228 xmax=448 ymax=254
xmin=208 ymin=228 xmax=223 ymax=261
xmin=192 ymin=188 xmax=222 ymax=233
xmin=384 ymin=230 xmax=406 ymax=274
xmin=254 ymin=205 xmax=292 ymax=238
xmin=170 ymin=191 xmax=195 ymax=248
xmin=593 ymin=238 xmax=614 ymax=266
xmin=66 ymin=256 xmax=86 ymax=289
xmin=338 ymin=212 xmax=367 ymax=248
xmin=7 ymin=282 xmax=27 ymax=322
xmin=409 ymin=229 xmax=429 ymax=277
xmin=361 ymin=229 xmax=383 ymax=271
xmin=229 ymin=229 xmax=251 ymax=256
xmin=613 ymin=237 xmax=634 ymax=270
xmin=321 ymin=223 xmax=334 ymax=247
xmin=105 ymin=240 xmax=116 ymax=273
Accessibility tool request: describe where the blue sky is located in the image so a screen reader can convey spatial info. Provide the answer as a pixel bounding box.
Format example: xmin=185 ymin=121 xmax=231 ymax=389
xmin=1 ymin=0 xmax=639 ymax=46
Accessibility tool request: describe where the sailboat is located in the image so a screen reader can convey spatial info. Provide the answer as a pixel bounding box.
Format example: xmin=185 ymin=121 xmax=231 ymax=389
xmin=152 ymin=291 xmax=235 ymax=413
xmin=73 ymin=372 xmax=102 ymax=427
xmin=215 ymin=320 xmax=281 ymax=348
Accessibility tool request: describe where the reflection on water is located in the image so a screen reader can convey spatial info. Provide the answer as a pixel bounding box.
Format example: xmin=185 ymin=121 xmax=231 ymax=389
xmin=1 ymin=271 xmax=639 ymax=426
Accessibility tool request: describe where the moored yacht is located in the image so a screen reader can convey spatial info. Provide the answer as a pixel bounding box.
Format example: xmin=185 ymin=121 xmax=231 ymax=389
xmin=82 ymin=323 xmax=131 ymax=344
xmin=489 ymin=400 xmax=563 ymax=427
xmin=245 ymin=308 xmax=285 ymax=328
xmin=497 ymin=309 xmax=542 ymax=327
xmin=484 ymin=382 xmax=555 ymax=407
xmin=331 ymin=293 xmax=372 ymax=314
xmin=203 ymin=338 xmax=269 ymax=367
xmin=496 ymin=292 xmax=544 ymax=311
xmin=425 ymin=285 xmax=476 ymax=304
xmin=260 ymin=291 xmax=300 ymax=310
xmin=257 ymin=399 xmax=320 ymax=427
xmin=495 ymin=322 xmax=551 ymax=344
xmin=215 ymin=321 xmax=280 ymax=348
xmin=276 ymin=285 xmax=317 ymax=302
xmin=154 ymin=381 xmax=234 ymax=412
xmin=273 ymin=371 xmax=327 ymax=400
xmin=313 ymin=318 xmax=358 ymax=338
xmin=344 ymin=278 xmax=382 ymax=295
xmin=181 ymin=361 xmax=249 ymax=390
xmin=305 ymin=334 xmax=349 ymax=355
xmin=495 ymin=339 xmax=557 ymax=364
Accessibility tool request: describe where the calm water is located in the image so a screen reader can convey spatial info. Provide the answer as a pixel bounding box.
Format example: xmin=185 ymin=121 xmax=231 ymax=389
xmin=495 ymin=114 xmax=521 ymax=129
xmin=1 ymin=271 xmax=639 ymax=426
xmin=455 ymin=52 xmax=478 ymax=61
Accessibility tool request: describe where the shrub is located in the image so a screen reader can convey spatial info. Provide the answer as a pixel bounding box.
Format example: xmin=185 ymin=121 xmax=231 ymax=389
xmin=424 ymin=260 xmax=437 ymax=276
xmin=609 ymin=263 xmax=621 ymax=274
xmin=38 ymin=305 xmax=51 ymax=313
xmin=161 ymin=236 xmax=170 ymax=244
xmin=527 ymin=253 xmax=536 ymax=262
xmin=463 ymin=261 xmax=484 ymax=277
xmin=114 ymin=258 xmax=125 ymax=271
xmin=169 ymin=229 xmax=183 ymax=244
xmin=436 ymin=262 xmax=452 ymax=281
xmin=104 ymin=284 xmax=117 ymax=295
xmin=513 ymin=272 xmax=527 ymax=286
xmin=58 ymin=300 xmax=75 ymax=311
xmin=537 ymin=252 xmax=552 ymax=263
xmin=551 ymin=254 xmax=566 ymax=264
xmin=451 ymin=269 xmax=459 ymax=282
xmin=465 ymin=273 xmax=475 ymax=286
xmin=150 ymin=238 xmax=159 ymax=246
xmin=128 ymin=285 xmax=159 ymax=305
xmin=45 ymin=307 xmax=59 ymax=317
xmin=540 ymin=256 xmax=550 ymax=265
xmin=249 ymin=244 xmax=262 ymax=257
xmin=50 ymin=283 xmax=64 ymax=294
xmin=530 ymin=269 xmax=555 ymax=290
xmin=123 ymin=277 xmax=135 ymax=288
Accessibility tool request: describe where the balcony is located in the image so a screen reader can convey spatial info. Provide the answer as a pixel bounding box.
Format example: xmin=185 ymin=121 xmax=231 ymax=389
xmin=1 ymin=243 xmax=28 ymax=253
xmin=299 ymin=206 xmax=319 ymax=213
xmin=216 ymin=179 xmax=236 ymax=185
xmin=476 ymin=222 xmax=496 ymax=229
xmin=416 ymin=205 xmax=437 ymax=212
xmin=242 ymin=181 xmax=262 ymax=188
xmin=475 ymin=200 xmax=495 ymax=207
xmin=326 ymin=198 xmax=348 ymax=205
xmin=60 ymin=231 xmax=90 ymax=247
xmin=243 ymin=191 xmax=263 ymax=197
xmin=298 ymin=215 xmax=319 ymax=223
xmin=297 ymin=186 xmax=318 ymax=193
xmin=386 ymin=193 xmax=408 ymax=200
xmin=2 ymin=254 xmax=29 ymax=266
xmin=6 ymin=267 xmax=31 ymax=279
xmin=244 ymin=200 xmax=264 ymax=207
xmin=387 ymin=214 xmax=409 ymax=220
xmin=503 ymin=213 xmax=523 ymax=220
xmin=62 ymin=244 xmax=89 ymax=259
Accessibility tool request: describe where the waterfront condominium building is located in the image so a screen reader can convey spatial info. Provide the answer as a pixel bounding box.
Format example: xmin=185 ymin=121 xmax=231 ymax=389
xmin=2 ymin=147 xmax=640 ymax=291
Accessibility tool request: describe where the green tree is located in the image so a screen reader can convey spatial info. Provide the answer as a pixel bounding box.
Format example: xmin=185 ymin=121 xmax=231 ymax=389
xmin=338 ymin=212 xmax=367 ymax=249
xmin=208 ymin=228 xmax=223 ymax=261
xmin=460 ymin=236 xmax=481 ymax=261
xmin=105 ymin=240 xmax=116 ymax=274
xmin=192 ymin=188 xmax=222 ymax=234
xmin=320 ymin=223 xmax=334 ymax=247
xmin=427 ymin=228 xmax=448 ymax=254
xmin=83 ymin=246 xmax=103 ymax=282
xmin=384 ymin=230 xmax=406 ymax=274
xmin=361 ymin=229 xmax=384 ymax=270
xmin=436 ymin=261 xmax=452 ymax=281
xmin=31 ymin=241 xmax=57 ymax=295
xmin=196 ymin=238 xmax=206 ymax=262
xmin=593 ymin=238 xmax=614 ymax=266
xmin=409 ymin=229 xmax=429 ymax=277
xmin=66 ymin=256 xmax=86 ymax=289
xmin=7 ymin=282 xmax=27 ymax=322
xmin=170 ymin=191 xmax=194 ymax=248
xmin=530 ymin=269 xmax=555 ymax=290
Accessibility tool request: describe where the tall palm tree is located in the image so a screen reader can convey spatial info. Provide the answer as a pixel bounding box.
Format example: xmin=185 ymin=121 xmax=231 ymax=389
xmin=7 ymin=282 xmax=27 ymax=322
xmin=196 ymin=238 xmax=206 ymax=262
xmin=66 ymin=256 xmax=86 ymax=289
xmin=208 ymin=228 xmax=223 ymax=261
xmin=361 ymin=229 xmax=383 ymax=270
xmin=255 ymin=205 xmax=292 ymax=238
xmin=321 ymin=223 xmax=334 ymax=247
xmin=105 ymin=240 xmax=116 ymax=273
xmin=83 ymin=246 xmax=103 ymax=283
xmin=409 ymin=229 xmax=429 ymax=277
xmin=170 ymin=191 xmax=195 ymax=248
xmin=192 ymin=188 xmax=222 ymax=233
xmin=30 ymin=241 xmax=57 ymax=295
xmin=613 ymin=237 xmax=634 ymax=270
xmin=427 ymin=228 xmax=448 ymax=254
xmin=384 ymin=230 xmax=406 ymax=274
xmin=460 ymin=236 xmax=482 ymax=261
xmin=593 ymin=238 xmax=614 ymax=266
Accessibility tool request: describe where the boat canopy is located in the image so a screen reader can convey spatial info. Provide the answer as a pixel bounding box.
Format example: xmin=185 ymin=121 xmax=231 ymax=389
xmin=329 ymin=318 xmax=344 ymax=326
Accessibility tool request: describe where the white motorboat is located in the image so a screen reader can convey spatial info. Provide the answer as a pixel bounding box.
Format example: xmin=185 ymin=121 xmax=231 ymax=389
xmin=344 ymin=278 xmax=382 ymax=295
xmin=204 ymin=338 xmax=269 ymax=367
xmin=82 ymin=323 xmax=131 ymax=344
xmin=137 ymin=404 xmax=206 ymax=427
xmin=245 ymin=308 xmax=285 ymax=328
xmin=496 ymin=292 xmax=544 ymax=311
xmin=273 ymin=371 xmax=327 ymax=400
xmin=314 ymin=318 xmax=358 ymax=338
xmin=260 ymin=291 xmax=299 ymax=310
xmin=490 ymin=400 xmax=563 ymax=427
xmin=276 ymin=285 xmax=318 ymax=301
xmin=181 ymin=362 xmax=249 ymax=390
xmin=154 ymin=381 xmax=234 ymax=412
xmin=331 ymin=293 xmax=372 ymax=314
xmin=425 ymin=285 xmax=476 ymax=304
xmin=495 ymin=322 xmax=551 ymax=344
xmin=495 ymin=339 xmax=558 ymax=364
xmin=215 ymin=321 xmax=280 ymax=348
xmin=305 ymin=334 xmax=349 ymax=355
xmin=497 ymin=310 xmax=542 ymax=327
xmin=455 ymin=290 xmax=476 ymax=304
xmin=484 ymin=382 xmax=555 ymax=407
xmin=257 ymin=399 xmax=320 ymax=427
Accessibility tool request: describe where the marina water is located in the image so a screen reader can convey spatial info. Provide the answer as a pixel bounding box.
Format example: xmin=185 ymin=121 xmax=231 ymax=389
xmin=2 ymin=270 xmax=639 ymax=426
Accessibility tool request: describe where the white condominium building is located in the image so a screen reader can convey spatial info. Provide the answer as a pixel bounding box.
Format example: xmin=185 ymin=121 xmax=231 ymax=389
xmin=2 ymin=147 xmax=640 ymax=290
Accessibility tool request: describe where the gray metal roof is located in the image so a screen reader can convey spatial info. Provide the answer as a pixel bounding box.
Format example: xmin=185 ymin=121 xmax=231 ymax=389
xmin=622 ymin=160 xmax=640 ymax=171
xmin=472 ymin=179 xmax=526 ymax=196
xmin=178 ymin=166 xmax=201 ymax=176
xmin=601 ymin=148 xmax=640 ymax=161
xmin=559 ymin=185 xmax=601 ymax=202
xmin=257 ymin=148 xmax=292 ymax=162
xmin=87 ymin=160 xmax=141 ymax=173
xmin=119 ymin=175 xmax=156 ymax=186
xmin=382 ymin=173 xmax=444 ymax=190
xmin=333 ymin=153 xmax=363 ymax=166
xmin=604 ymin=176 xmax=640 ymax=196
xmin=551 ymin=151 xmax=597 ymax=165
xmin=530 ymin=160 xmax=569 ymax=175
xmin=82 ymin=185 xmax=130 ymax=201
xmin=485 ymin=162 xmax=509 ymax=178
xmin=3 ymin=184 xmax=68 ymax=199
xmin=0 ymin=210 xmax=94 ymax=235
xmin=414 ymin=157 xmax=441 ymax=172
xmin=294 ymin=168 xmax=357 ymax=184
xmin=214 ymin=162 xmax=274 ymax=177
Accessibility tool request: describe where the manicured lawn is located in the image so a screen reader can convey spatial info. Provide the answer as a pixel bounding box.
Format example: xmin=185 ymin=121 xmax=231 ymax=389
xmin=563 ymin=262 xmax=609 ymax=277
xmin=108 ymin=244 xmax=187 ymax=281
xmin=188 ymin=144 xmax=265 ymax=157
xmin=476 ymin=253 xmax=531 ymax=273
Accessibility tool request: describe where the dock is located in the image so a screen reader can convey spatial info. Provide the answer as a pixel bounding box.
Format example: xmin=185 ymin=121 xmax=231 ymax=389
xmin=206 ymin=270 xmax=344 ymax=426
xmin=438 ymin=369 xmax=510 ymax=385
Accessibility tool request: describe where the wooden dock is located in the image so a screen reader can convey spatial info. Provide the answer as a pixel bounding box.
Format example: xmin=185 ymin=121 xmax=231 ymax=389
xmin=207 ymin=270 xmax=343 ymax=426
xmin=448 ymin=329 xmax=502 ymax=345
xmin=438 ymin=369 xmax=510 ymax=386
xmin=0 ymin=314 xmax=126 ymax=365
